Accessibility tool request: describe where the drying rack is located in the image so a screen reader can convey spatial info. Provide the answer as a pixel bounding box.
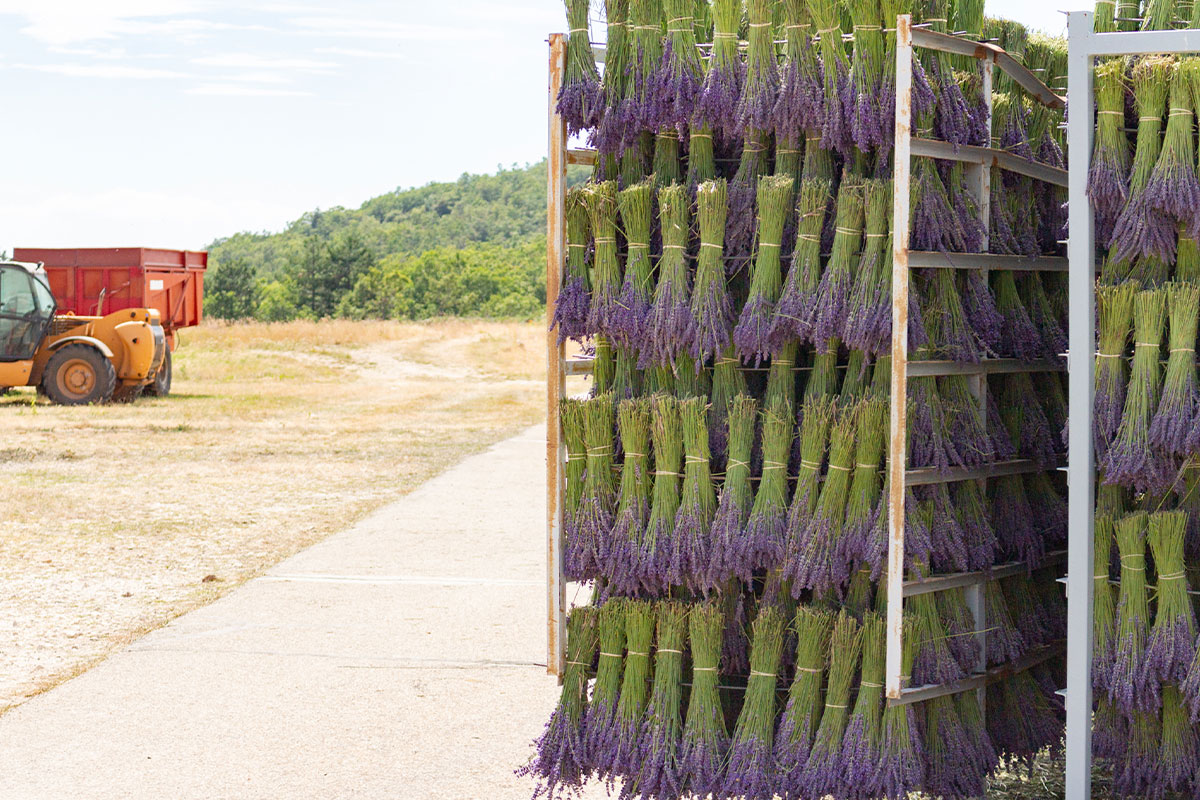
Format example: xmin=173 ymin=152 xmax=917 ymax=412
xmin=884 ymin=15 xmax=1069 ymax=704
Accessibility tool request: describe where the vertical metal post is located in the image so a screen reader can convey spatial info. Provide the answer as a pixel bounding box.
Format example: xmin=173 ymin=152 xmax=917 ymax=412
xmin=546 ymin=33 xmax=568 ymax=680
xmin=1065 ymin=11 xmax=1096 ymax=799
xmin=886 ymin=13 xmax=913 ymax=700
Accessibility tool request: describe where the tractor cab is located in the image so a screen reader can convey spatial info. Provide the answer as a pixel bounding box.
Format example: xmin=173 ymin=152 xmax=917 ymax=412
xmin=0 ymin=261 xmax=56 ymax=362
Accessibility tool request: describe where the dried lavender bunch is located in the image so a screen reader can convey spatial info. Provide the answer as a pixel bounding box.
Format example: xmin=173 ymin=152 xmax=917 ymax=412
xmin=847 ymin=0 xmax=886 ymax=154
xmin=998 ymin=372 xmax=1056 ymax=465
xmin=839 ymin=350 xmax=873 ymax=401
xmin=641 ymin=396 xmax=682 ymax=594
xmin=672 ymin=397 xmax=717 ymax=589
xmin=837 ymin=612 xmax=885 ymax=795
xmin=991 ymin=270 xmax=1041 ymax=360
xmin=952 ymin=479 xmax=997 ymax=570
xmin=955 ymin=688 xmax=997 ymax=783
xmin=519 ymin=606 xmax=598 ymax=798
xmin=938 ymin=588 xmax=982 ymax=675
xmin=921 ymin=5 xmax=972 ymax=147
xmin=1094 ymin=514 xmax=1117 ymax=694
xmin=791 ymin=403 xmax=859 ymax=594
xmin=838 ymin=397 xmax=887 ymax=577
xmin=1108 ymin=512 xmax=1155 ymax=713
xmin=734 ymin=175 xmax=795 ymax=364
xmin=923 ymin=483 xmax=969 ymax=574
xmin=985 ymin=578 xmax=1027 ymax=666
xmin=774 ymin=0 xmax=823 ymax=146
xmin=552 ymin=188 xmax=592 ymax=344
xmin=922 ymin=693 xmax=984 ymax=798
xmin=1109 ymin=57 xmax=1175 ymax=265
xmin=708 ymin=346 xmax=747 ymax=465
xmin=1018 ymin=273 xmax=1067 ymax=359
xmin=592 ymin=336 xmax=614 ymax=394
xmin=679 ymin=602 xmax=728 ymax=796
xmin=693 ymin=0 xmax=742 ymax=145
xmin=1111 ymin=709 xmax=1159 ymax=798
xmin=907 ymin=371 xmax=959 ymax=472
xmin=773 ymin=178 xmax=833 ymax=347
xmin=782 ymin=396 xmax=834 ymax=578
xmin=1150 ymin=282 xmax=1200 ymax=458
xmin=1103 ymin=288 xmax=1167 ymax=492
xmin=633 ymin=601 xmax=688 ymax=798
xmin=613 ymin=182 xmax=654 ymax=351
xmin=734 ymin=0 xmax=778 ymax=133
xmin=743 ymin=404 xmax=795 ymax=573
xmin=623 ymin=0 xmax=665 ymax=144
xmin=938 ymin=375 xmax=992 ymax=467
xmin=1095 ymin=281 xmax=1135 ymax=461
xmin=593 ymin=0 xmax=630 ymax=162
xmin=989 ymin=474 xmax=1043 ymax=569
xmin=807 ymin=337 xmax=845 ymax=400
xmin=644 ymin=184 xmax=696 ymax=367
xmin=690 ymin=179 xmax=734 ymax=361
xmin=845 ymin=180 xmax=894 ymax=356
xmin=572 ymin=393 xmax=616 ymax=581
xmin=613 ymin=346 xmax=638 ymax=399
xmin=986 ymin=670 xmax=1063 ymax=764
xmin=1147 ymin=62 xmax=1200 ymax=232
xmin=561 ymin=399 xmax=587 ymax=579
xmin=1158 ymin=684 xmax=1199 ymax=794
xmin=584 ymin=599 xmax=626 ymax=772
xmin=875 ymin=616 xmax=925 ymax=800
xmin=1024 ymin=471 xmax=1068 ymax=548
xmin=775 ymin=605 xmax=835 ymax=794
xmin=764 ymin=340 xmax=800 ymax=417
xmin=607 ymin=399 xmax=652 ymax=594
xmin=709 ymin=395 xmax=757 ymax=586
xmin=657 ymin=0 xmax=703 ymax=134
xmin=801 ymin=611 xmax=864 ymax=797
xmin=1003 ymin=574 xmax=1053 ymax=649
xmin=811 ymin=0 xmax=852 ymax=154
xmin=585 ymin=181 xmax=623 ymax=339
xmin=909 ymin=561 xmax=967 ymax=687
xmin=557 ymin=0 xmax=602 ymax=136
xmin=812 ymin=179 xmax=867 ymax=346
xmin=608 ymin=600 xmax=655 ymax=782
xmin=722 ymin=605 xmax=786 ymax=800
xmin=1147 ymin=511 xmax=1197 ymax=686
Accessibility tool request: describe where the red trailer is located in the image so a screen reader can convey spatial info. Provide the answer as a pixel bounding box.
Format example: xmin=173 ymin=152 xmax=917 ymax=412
xmin=12 ymin=247 xmax=206 ymax=349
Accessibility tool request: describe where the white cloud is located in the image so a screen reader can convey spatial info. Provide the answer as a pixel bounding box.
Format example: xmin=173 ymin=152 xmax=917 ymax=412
xmin=287 ymin=16 xmax=488 ymax=42
xmin=0 ymin=0 xmax=212 ymax=44
xmin=192 ymin=52 xmax=337 ymax=73
xmin=315 ymin=46 xmax=407 ymax=61
xmin=186 ymin=83 xmax=311 ymax=97
xmin=13 ymin=62 xmax=187 ymax=79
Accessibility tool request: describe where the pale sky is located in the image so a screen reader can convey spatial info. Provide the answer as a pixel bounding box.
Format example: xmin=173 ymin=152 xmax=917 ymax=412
xmin=0 ymin=0 xmax=1078 ymax=254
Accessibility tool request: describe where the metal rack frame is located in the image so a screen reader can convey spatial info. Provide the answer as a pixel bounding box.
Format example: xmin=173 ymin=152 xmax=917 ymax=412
xmin=886 ymin=14 xmax=1069 ymax=704
xmin=1062 ymin=12 xmax=1200 ymax=799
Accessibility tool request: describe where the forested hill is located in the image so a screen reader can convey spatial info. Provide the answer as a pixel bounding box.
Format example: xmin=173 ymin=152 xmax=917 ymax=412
xmin=205 ymin=161 xmax=587 ymax=321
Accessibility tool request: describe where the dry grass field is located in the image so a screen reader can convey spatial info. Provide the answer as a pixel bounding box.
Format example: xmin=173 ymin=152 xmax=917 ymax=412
xmin=0 ymin=318 xmax=546 ymax=712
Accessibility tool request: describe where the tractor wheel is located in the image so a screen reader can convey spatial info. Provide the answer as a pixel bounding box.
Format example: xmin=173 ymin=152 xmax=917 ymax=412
xmin=145 ymin=349 xmax=172 ymax=397
xmin=42 ymin=344 xmax=117 ymax=405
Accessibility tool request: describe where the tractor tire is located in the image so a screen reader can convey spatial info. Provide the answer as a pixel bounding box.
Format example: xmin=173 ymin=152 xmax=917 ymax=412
xmin=42 ymin=343 xmax=117 ymax=406
xmin=145 ymin=349 xmax=172 ymax=397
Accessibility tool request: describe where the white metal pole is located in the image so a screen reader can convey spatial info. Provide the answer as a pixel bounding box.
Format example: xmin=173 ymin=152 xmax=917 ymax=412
xmin=1065 ymin=11 xmax=1096 ymax=799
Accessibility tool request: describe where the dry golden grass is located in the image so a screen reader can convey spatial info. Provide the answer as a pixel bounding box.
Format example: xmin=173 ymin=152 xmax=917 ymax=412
xmin=0 ymin=318 xmax=546 ymax=712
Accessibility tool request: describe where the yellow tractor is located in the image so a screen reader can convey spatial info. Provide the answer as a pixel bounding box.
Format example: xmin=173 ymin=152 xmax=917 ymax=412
xmin=0 ymin=260 xmax=166 ymax=405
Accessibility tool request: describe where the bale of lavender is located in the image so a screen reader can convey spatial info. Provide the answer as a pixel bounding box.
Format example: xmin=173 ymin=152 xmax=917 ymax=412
xmin=572 ymin=394 xmax=616 ymax=582
xmin=585 ymin=182 xmax=623 ymax=339
xmin=1147 ymin=511 xmax=1196 ymax=686
xmin=1095 ymin=283 xmax=1136 ymax=462
xmin=801 ymin=611 xmax=864 ymax=797
xmin=613 ymin=181 xmax=654 ymax=352
xmin=633 ymin=601 xmax=688 ymax=798
xmin=1151 ymin=282 xmax=1200 ymax=458
xmin=691 ymin=179 xmax=734 ymax=362
xmin=838 ymin=397 xmax=887 ymax=579
xmin=735 ymin=175 xmax=795 ymax=364
xmin=1104 ymin=288 xmax=1167 ymax=492
xmin=673 ymin=397 xmax=717 ymax=589
xmin=986 ymin=670 xmax=1063 ymax=764
xmin=1109 ymin=512 xmax=1155 ymax=713
xmin=922 ymin=692 xmax=985 ymax=799
xmin=938 ymin=587 xmax=983 ymax=675
xmin=782 ymin=396 xmax=834 ymax=577
xmin=641 ymin=396 xmax=682 ymax=594
xmin=813 ymin=180 xmax=867 ymax=347
xmin=953 ymin=479 xmax=998 ymax=570
xmin=775 ymin=605 xmax=835 ymax=794
xmin=909 ymin=561 xmax=968 ymax=687
xmin=742 ymin=404 xmax=794 ymax=574
xmin=772 ymin=185 xmax=833 ymax=348
xmin=774 ymin=0 xmax=823 ymax=149
xmin=561 ymin=399 xmax=588 ymax=581
xmin=811 ymin=0 xmax=851 ymax=154
xmin=722 ymin=605 xmax=786 ymax=800
xmin=552 ymin=188 xmax=592 ymax=345
xmin=791 ymin=403 xmax=859 ymax=594
xmin=679 ymin=602 xmax=728 ymax=796
xmin=1146 ymin=60 xmax=1200 ymax=232
xmin=1094 ymin=514 xmax=1118 ymax=694
xmin=845 ymin=179 xmax=894 ymax=356
xmin=875 ymin=616 xmax=926 ymax=800
xmin=998 ymin=372 xmax=1056 ymax=466
xmin=836 ymin=612 xmax=885 ymax=794
xmin=1158 ymin=683 xmax=1199 ymax=794
xmin=1088 ymin=59 xmax=1131 ymax=244
xmin=557 ymin=0 xmax=602 ymax=136
xmin=1112 ymin=709 xmax=1160 ymax=798
xmin=657 ymin=0 xmax=702 ymax=135
xmin=938 ymin=375 xmax=992 ymax=468
xmin=710 ymin=395 xmax=758 ymax=586
xmin=693 ymin=0 xmax=742 ymax=146
xmin=725 ymin=0 xmax=775 ymax=257
xmin=985 ymin=578 xmax=1027 ymax=666
xmin=607 ymin=399 xmax=652 ymax=594
xmin=593 ymin=0 xmax=630 ymax=167
xmin=644 ymin=184 xmax=696 ymax=368
xmin=584 ymin=599 xmax=627 ymax=772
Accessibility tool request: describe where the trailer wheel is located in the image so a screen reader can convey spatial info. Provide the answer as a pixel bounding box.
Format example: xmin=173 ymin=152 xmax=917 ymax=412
xmin=145 ymin=349 xmax=172 ymax=397
xmin=42 ymin=343 xmax=116 ymax=405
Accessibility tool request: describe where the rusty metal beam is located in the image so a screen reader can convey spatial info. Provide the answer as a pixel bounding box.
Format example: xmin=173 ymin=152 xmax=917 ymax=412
xmin=906 ymin=250 xmax=1069 ymax=272
xmin=910 ymin=138 xmax=1069 ymax=187
xmin=910 ymin=27 xmax=1065 ymax=109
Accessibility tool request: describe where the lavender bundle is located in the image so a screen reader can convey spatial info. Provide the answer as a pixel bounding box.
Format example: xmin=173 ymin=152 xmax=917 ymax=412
xmin=1150 ymin=282 xmax=1200 ymax=458
xmin=592 ymin=336 xmax=614 ymax=394
xmin=690 ymin=179 xmax=733 ymax=361
xmin=986 ymin=671 xmax=1062 ymax=764
xmin=911 ymin=150 xmax=976 ymax=253
xmin=764 ymin=341 xmax=800 ymax=416
xmin=641 ymin=396 xmax=682 ymax=594
xmin=519 ymin=606 xmax=598 ymax=798
xmin=657 ymin=0 xmax=702 ymax=134
xmin=634 ymin=601 xmax=688 ymax=798
xmin=923 ymin=483 xmax=969 ymax=574
xmin=922 ymin=4 xmax=972 ymax=147
xmin=774 ymin=0 xmax=823 ymax=148
xmin=561 ymin=399 xmax=587 ymax=580
xmin=679 ymin=602 xmax=728 ymax=797
xmin=909 ymin=563 xmax=967 ymax=687
xmin=1158 ymin=684 xmax=1199 ymax=794
xmin=585 ymin=181 xmax=623 ymax=339
xmin=693 ymin=0 xmax=742 ymax=145
xmin=722 ymin=606 xmax=786 ymax=800
xmin=876 ymin=616 xmax=925 ymax=800
xmin=838 ymin=397 xmax=887 ymax=576
xmin=725 ymin=0 xmax=775 ymax=257
xmin=1025 ymin=471 xmax=1068 ymax=548
xmin=938 ymin=588 xmax=983 ymax=674
xmin=613 ymin=347 xmax=638 ymax=398
xmin=1147 ymin=511 xmax=1197 ymax=686
xmin=783 ymin=396 xmax=834 ymax=573
xmin=743 ymin=405 xmax=795 ymax=573
xmin=839 ymin=350 xmax=872 ymax=400
xmin=773 ymin=178 xmax=833 ymax=346
xmin=644 ymin=184 xmax=695 ymax=367
xmin=998 ymin=372 xmax=1055 ymax=465
xmin=990 ymin=270 xmax=1041 ymax=360
xmin=954 ymin=689 xmax=997 ymax=783
xmin=584 ymin=599 xmax=626 ymax=771
xmin=811 ymin=0 xmax=851 ymax=154
xmin=989 ymin=475 xmax=1042 ymax=568
xmin=552 ymin=188 xmax=591 ymax=344
xmin=985 ymin=578 xmax=1027 ymax=666
xmin=571 ymin=394 xmax=615 ymax=582
xmin=557 ymin=0 xmax=602 ymax=136
xmin=1003 ymin=574 xmax=1053 ymax=649
xmin=708 ymin=347 xmax=747 ymax=461
xmin=847 ymin=0 xmax=886 ymax=154
xmin=838 ymin=612 xmax=885 ymax=794
xmin=613 ymin=181 xmax=654 ymax=351
xmin=734 ymin=175 xmax=795 ymax=364
xmin=624 ymin=0 xmax=664 ymax=146
xmin=845 ymin=179 xmax=893 ymax=356
xmin=608 ymin=600 xmax=655 ymax=782
xmin=608 ymin=399 xmax=652 ymax=594
xmin=1095 ymin=282 xmax=1135 ymax=459
xmin=710 ymin=395 xmax=758 ymax=586
xmin=1103 ymin=288 xmax=1166 ymax=491
xmin=801 ymin=611 xmax=864 ymax=797
xmin=812 ymin=180 xmax=867 ymax=346
xmin=952 ymin=479 xmax=997 ymax=570
xmin=938 ymin=376 xmax=992 ymax=467
xmin=775 ymin=606 xmax=835 ymax=794
xmin=1094 ymin=514 xmax=1117 ymax=694
xmin=1109 ymin=512 xmax=1155 ymax=713
xmin=672 ymin=397 xmax=717 ymax=589
xmin=922 ymin=694 xmax=984 ymax=799
xmin=1018 ymin=273 xmax=1067 ymax=359
xmin=792 ymin=403 xmax=859 ymax=594
xmin=593 ymin=0 xmax=630 ymax=163
xmin=907 ymin=372 xmax=958 ymax=472
xmin=1111 ymin=710 xmax=1159 ymax=798
xmin=1109 ymin=57 xmax=1174 ymax=265
xmin=1147 ymin=62 xmax=1200 ymax=231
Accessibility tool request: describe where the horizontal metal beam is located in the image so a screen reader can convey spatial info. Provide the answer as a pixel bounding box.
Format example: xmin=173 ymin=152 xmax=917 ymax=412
xmin=910 ymin=138 xmax=1069 ymax=187
xmin=565 ymin=359 xmax=594 ymax=376
xmin=905 ymin=456 xmax=1065 ymax=486
xmin=1080 ymin=27 xmax=1200 ymax=57
xmin=907 ymin=250 xmax=1069 ymax=272
xmin=907 ymin=357 xmax=1065 ymax=377
xmin=889 ymin=641 xmax=1064 ymax=706
xmin=902 ymin=549 xmax=1068 ymax=597
xmin=567 ymin=148 xmax=598 ymax=166
xmin=911 ymin=28 xmax=1065 ymax=109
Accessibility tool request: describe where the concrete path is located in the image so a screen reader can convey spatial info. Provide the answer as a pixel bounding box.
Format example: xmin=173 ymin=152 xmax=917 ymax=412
xmin=0 ymin=425 xmax=597 ymax=800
